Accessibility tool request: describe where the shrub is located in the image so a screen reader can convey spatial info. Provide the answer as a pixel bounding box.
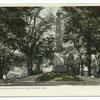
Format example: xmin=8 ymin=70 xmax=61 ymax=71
xmin=36 ymin=72 xmax=81 ymax=81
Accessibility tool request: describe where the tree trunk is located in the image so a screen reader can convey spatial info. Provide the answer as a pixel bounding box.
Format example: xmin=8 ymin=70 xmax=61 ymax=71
xmin=86 ymin=41 xmax=91 ymax=77
xmin=88 ymin=51 xmax=91 ymax=77
xmin=81 ymin=60 xmax=83 ymax=75
xmin=0 ymin=67 xmax=3 ymax=79
xmin=77 ymin=42 xmax=83 ymax=76
xmin=36 ymin=63 xmax=41 ymax=73
xmin=86 ymin=37 xmax=92 ymax=77
xmin=27 ymin=57 xmax=33 ymax=76
xmin=27 ymin=67 xmax=33 ymax=76
xmin=80 ymin=55 xmax=84 ymax=75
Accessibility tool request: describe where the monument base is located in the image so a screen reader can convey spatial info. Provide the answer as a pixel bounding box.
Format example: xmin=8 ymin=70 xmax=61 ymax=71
xmin=53 ymin=53 xmax=65 ymax=72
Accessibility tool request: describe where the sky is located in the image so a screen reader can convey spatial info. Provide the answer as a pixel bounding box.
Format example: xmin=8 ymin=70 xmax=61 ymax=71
xmin=40 ymin=7 xmax=59 ymax=17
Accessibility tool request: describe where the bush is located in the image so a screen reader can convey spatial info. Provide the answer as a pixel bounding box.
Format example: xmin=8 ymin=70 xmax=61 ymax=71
xmin=36 ymin=72 xmax=81 ymax=81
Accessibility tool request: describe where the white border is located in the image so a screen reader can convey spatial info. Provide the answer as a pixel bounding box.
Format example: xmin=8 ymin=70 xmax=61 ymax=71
xmin=0 ymin=1 xmax=100 ymax=97
xmin=0 ymin=0 xmax=100 ymax=4
xmin=0 ymin=97 xmax=100 ymax=100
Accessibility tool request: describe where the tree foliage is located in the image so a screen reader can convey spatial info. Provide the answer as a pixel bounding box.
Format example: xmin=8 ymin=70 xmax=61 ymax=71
xmin=62 ymin=7 xmax=100 ymax=76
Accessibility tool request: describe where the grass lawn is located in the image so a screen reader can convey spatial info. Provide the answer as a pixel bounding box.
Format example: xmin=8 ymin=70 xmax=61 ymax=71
xmin=36 ymin=72 xmax=82 ymax=82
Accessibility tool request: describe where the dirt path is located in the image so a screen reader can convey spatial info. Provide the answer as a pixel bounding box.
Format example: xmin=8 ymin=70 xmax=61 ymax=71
xmin=0 ymin=75 xmax=100 ymax=86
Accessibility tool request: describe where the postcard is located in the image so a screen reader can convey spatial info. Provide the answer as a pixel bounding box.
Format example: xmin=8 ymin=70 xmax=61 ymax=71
xmin=0 ymin=3 xmax=100 ymax=96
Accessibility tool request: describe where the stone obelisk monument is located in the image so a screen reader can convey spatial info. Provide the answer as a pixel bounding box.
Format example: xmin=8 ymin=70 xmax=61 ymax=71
xmin=53 ymin=11 xmax=65 ymax=72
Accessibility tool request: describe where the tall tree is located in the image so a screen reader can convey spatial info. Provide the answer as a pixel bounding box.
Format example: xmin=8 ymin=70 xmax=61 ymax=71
xmin=62 ymin=7 xmax=100 ymax=76
xmin=0 ymin=7 xmax=31 ymax=79
xmin=14 ymin=7 xmax=54 ymax=76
